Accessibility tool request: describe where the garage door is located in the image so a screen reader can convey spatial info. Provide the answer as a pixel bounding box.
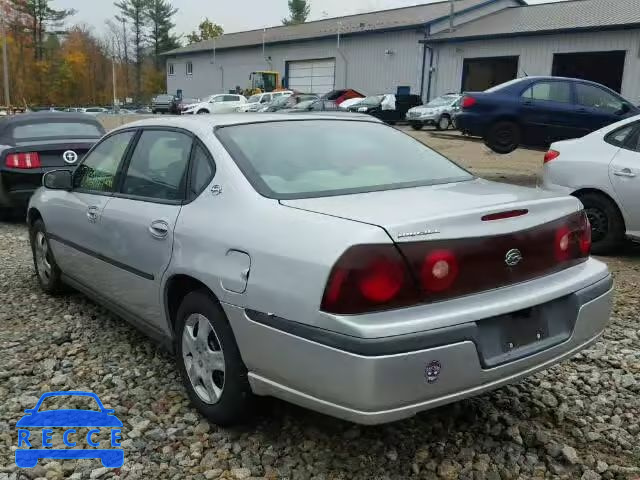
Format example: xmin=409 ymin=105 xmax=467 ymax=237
xmin=287 ymin=59 xmax=336 ymax=95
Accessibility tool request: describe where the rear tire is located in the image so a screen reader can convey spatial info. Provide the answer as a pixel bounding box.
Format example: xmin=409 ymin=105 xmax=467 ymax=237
xmin=576 ymin=192 xmax=625 ymax=255
xmin=197 ymin=110 xmax=209 ymax=115
xmin=436 ymin=115 xmax=451 ymax=131
xmin=485 ymin=120 xmax=521 ymax=154
xmin=29 ymin=219 xmax=65 ymax=294
xmin=176 ymin=290 xmax=254 ymax=426
xmin=410 ymin=122 xmax=423 ymax=131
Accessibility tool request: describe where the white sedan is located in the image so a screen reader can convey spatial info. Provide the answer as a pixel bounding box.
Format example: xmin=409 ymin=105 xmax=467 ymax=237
xmin=182 ymin=94 xmax=247 ymax=115
xmin=542 ymin=115 xmax=640 ymax=254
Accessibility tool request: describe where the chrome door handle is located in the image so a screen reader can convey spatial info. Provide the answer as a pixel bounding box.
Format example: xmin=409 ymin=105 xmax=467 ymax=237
xmin=86 ymin=206 xmax=99 ymax=223
xmin=149 ymin=220 xmax=169 ymax=239
xmin=613 ymin=169 xmax=636 ymax=178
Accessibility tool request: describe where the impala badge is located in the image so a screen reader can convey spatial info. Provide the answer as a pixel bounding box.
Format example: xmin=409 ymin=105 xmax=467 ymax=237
xmin=505 ymin=248 xmax=523 ymax=267
xmin=398 ymin=228 xmax=440 ymax=239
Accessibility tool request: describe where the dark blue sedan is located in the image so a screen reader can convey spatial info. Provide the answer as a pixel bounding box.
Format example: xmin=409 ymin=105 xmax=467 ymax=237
xmin=456 ymin=76 xmax=639 ymax=153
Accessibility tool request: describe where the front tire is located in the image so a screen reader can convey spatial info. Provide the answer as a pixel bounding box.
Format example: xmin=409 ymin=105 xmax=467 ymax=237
xmin=176 ymin=290 xmax=254 ymax=426
xmin=485 ymin=120 xmax=521 ymax=154
xmin=197 ymin=110 xmax=209 ymax=115
xmin=576 ymin=192 xmax=625 ymax=255
xmin=29 ymin=219 xmax=65 ymax=294
xmin=410 ymin=122 xmax=423 ymax=131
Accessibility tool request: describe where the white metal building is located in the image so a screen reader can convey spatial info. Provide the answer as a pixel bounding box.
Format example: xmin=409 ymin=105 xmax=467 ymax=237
xmin=165 ymin=0 xmax=640 ymax=103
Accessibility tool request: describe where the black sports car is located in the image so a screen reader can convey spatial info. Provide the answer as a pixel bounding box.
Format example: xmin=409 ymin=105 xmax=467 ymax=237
xmin=0 ymin=112 xmax=105 ymax=218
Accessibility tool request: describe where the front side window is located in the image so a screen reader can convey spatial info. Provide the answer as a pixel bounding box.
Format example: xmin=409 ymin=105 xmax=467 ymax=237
xmin=522 ymin=82 xmax=571 ymax=103
xmin=223 ymin=95 xmax=239 ymax=102
xmin=575 ymin=83 xmax=625 ymax=113
xmin=121 ymin=130 xmax=192 ymax=201
xmin=260 ymin=94 xmax=272 ymax=103
xmin=186 ymin=62 xmax=193 ymax=76
xmin=217 ymin=120 xmax=472 ymax=199
xmin=74 ymin=131 xmax=135 ymax=192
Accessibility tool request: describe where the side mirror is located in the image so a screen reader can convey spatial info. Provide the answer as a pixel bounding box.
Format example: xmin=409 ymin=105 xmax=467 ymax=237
xmin=620 ymin=103 xmax=631 ymax=114
xmin=103 ymin=408 xmax=115 ymax=415
xmin=24 ymin=408 xmax=35 ymax=414
xmin=43 ymin=169 xmax=73 ymax=190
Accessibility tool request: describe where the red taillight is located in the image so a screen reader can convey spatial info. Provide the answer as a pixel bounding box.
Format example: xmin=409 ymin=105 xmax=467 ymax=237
xmin=461 ymin=96 xmax=477 ymax=109
xmin=321 ymin=212 xmax=591 ymax=315
xmin=554 ymin=211 xmax=591 ymax=261
xmin=544 ymin=150 xmax=560 ymax=163
xmin=5 ymin=152 xmax=41 ymax=169
xmin=421 ymin=250 xmax=459 ymax=292
xmin=321 ymin=245 xmax=417 ymax=315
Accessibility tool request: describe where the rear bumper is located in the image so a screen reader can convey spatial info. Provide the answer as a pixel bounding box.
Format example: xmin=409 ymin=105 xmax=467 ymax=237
xmin=455 ymin=113 xmax=485 ymax=136
xmin=226 ymin=272 xmax=613 ymax=425
xmin=0 ymin=170 xmax=45 ymax=208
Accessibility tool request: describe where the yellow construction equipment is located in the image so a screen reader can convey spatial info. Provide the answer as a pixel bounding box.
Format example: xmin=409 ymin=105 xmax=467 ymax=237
xmin=245 ymin=71 xmax=283 ymax=96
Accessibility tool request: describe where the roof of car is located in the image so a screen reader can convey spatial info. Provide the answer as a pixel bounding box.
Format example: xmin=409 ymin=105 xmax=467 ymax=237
xmin=0 ymin=111 xmax=102 ymax=125
xmin=115 ymin=113 xmax=380 ymax=133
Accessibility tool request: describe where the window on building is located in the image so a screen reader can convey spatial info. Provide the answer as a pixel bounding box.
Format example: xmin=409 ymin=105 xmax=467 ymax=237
xmin=168 ymin=63 xmax=175 ymax=76
xmin=186 ymin=62 xmax=193 ymax=76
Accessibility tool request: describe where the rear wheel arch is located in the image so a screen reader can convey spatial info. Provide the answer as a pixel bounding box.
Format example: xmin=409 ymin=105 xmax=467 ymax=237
xmin=572 ymin=188 xmax=626 ymax=228
xmin=27 ymin=207 xmax=42 ymax=228
xmin=573 ymin=188 xmax=627 ymax=254
xmin=165 ymin=274 xmax=221 ymax=336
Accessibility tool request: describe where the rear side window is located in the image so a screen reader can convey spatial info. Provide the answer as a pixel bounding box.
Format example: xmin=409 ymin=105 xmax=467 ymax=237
xmin=12 ymin=122 xmax=104 ymax=140
xmin=522 ymin=82 xmax=571 ymax=103
xmin=217 ymin=120 xmax=472 ymax=199
xmin=122 ymin=130 xmax=192 ymax=201
xmin=74 ymin=131 xmax=135 ymax=192
xmin=189 ymin=142 xmax=215 ymax=198
xmin=605 ymin=124 xmax=636 ymax=147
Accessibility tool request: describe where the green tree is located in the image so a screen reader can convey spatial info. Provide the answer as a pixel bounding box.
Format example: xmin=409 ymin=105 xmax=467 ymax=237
xmin=282 ymin=0 xmax=311 ymax=26
xmin=186 ymin=18 xmax=224 ymax=44
xmin=146 ymin=0 xmax=180 ymax=67
xmin=114 ymin=0 xmax=147 ymax=102
xmin=9 ymin=0 xmax=75 ymax=60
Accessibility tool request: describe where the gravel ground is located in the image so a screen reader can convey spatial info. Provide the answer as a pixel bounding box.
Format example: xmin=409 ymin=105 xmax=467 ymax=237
xmin=1 ymin=134 xmax=640 ymax=479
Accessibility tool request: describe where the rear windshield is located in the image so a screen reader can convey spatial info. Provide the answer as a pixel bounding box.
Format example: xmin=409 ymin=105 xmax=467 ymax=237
xmin=217 ymin=120 xmax=472 ymax=199
xmin=12 ymin=122 xmax=104 ymax=140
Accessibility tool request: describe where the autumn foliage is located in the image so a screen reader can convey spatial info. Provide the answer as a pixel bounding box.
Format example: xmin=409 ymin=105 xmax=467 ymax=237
xmin=1 ymin=0 xmax=176 ymax=107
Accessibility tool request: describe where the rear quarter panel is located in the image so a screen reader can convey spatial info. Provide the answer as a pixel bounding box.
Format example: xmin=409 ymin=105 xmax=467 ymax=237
xmin=166 ymin=134 xmax=391 ymax=329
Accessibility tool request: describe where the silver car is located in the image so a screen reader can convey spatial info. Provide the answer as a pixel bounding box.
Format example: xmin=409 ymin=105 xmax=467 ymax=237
xmin=543 ymin=114 xmax=640 ymax=254
xmin=28 ymin=114 xmax=612 ymax=426
xmin=406 ymin=94 xmax=461 ymax=131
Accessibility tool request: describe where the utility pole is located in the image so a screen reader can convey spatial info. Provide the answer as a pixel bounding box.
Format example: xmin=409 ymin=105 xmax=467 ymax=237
xmin=112 ymin=41 xmax=117 ymax=113
xmin=1 ymin=0 xmax=10 ymax=107
xmin=449 ymin=0 xmax=455 ymax=32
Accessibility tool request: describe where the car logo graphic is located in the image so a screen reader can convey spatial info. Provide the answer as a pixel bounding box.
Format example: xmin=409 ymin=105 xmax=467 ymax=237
xmin=505 ymin=248 xmax=523 ymax=267
xmin=15 ymin=391 xmax=124 ymax=469
xmin=425 ymin=360 xmax=442 ymax=384
xmin=63 ymin=150 xmax=78 ymax=164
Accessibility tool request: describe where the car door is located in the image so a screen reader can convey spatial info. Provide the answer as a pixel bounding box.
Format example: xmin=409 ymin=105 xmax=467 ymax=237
xmin=609 ymin=123 xmax=640 ymax=236
xmin=574 ymin=82 xmax=633 ymax=136
xmin=219 ymin=95 xmax=242 ymax=113
xmin=98 ymin=128 xmax=193 ymax=328
xmin=518 ymin=80 xmax=577 ymax=144
xmin=209 ymin=96 xmax=226 ymax=113
xmin=45 ymin=130 xmax=136 ymax=290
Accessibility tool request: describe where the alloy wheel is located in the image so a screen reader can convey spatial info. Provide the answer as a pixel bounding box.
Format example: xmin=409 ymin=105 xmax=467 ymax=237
xmin=182 ymin=313 xmax=226 ymax=405
xmin=34 ymin=231 xmax=52 ymax=283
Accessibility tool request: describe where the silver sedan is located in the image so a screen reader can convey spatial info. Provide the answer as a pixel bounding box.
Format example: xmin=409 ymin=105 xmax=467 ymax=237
xmin=543 ymin=115 xmax=640 ymax=254
xmin=28 ymin=114 xmax=612 ymax=425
